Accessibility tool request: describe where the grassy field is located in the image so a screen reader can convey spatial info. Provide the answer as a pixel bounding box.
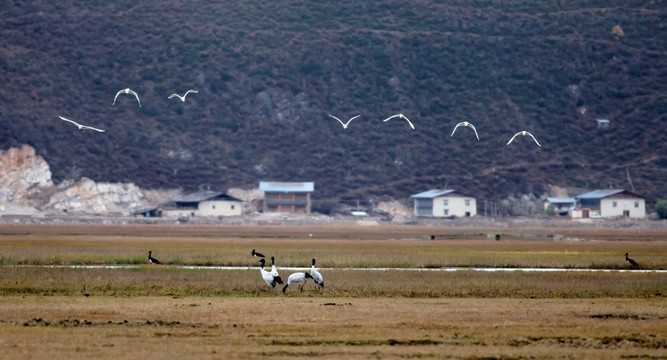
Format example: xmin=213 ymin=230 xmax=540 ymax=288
xmin=0 ymin=223 xmax=665 ymax=359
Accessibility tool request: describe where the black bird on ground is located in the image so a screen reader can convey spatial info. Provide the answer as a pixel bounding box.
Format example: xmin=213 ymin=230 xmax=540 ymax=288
xmin=625 ymin=253 xmax=639 ymax=267
xmin=252 ymin=249 xmax=265 ymax=258
xmin=147 ymin=251 xmax=161 ymax=265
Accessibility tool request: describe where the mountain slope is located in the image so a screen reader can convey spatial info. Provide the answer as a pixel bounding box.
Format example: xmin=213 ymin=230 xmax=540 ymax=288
xmin=1 ymin=0 xmax=665 ymax=208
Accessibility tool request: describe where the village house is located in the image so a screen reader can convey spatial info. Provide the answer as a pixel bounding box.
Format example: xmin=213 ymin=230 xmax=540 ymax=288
xmin=259 ymin=181 xmax=314 ymax=213
xmin=544 ymin=197 xmax=576 ymax=216
xmin=410 ymin=189 xmax=477 ymax=218
xmin=571 ymin=189 xmax=645 ymax=219
xmin=161 ymin=191 xmax=243 ymax=218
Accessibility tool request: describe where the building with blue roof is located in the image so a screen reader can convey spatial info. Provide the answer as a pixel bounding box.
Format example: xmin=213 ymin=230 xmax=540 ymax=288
xmin=572 ymin=189 xmax=645 ymax=219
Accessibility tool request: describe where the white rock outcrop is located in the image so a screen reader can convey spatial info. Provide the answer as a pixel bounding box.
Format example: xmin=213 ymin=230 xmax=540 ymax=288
xmin=0 ymin=145 xmax=154 ymax=216
xmin=0 ymin=145 xmax=53 ymax=204
xmin=45 ymin=177 xmax=149 ymax=215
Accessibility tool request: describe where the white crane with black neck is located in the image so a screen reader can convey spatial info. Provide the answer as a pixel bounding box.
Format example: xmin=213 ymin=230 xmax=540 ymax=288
xmin=310 ymin=258 xmax=324 ymax=289
xmin=258 ymin=258 xmax=283 ymax=291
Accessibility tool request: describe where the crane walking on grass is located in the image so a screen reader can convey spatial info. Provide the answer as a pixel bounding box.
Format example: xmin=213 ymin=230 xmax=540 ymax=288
xmin=282 ymin=272 xmax=313 ymax=294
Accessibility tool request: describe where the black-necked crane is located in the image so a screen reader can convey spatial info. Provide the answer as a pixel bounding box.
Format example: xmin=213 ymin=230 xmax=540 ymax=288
xmin=270 ymin=256 xmax=279 ymax=277
xmin=282 ymin=272 xmax=313 ymax=294
xmin=259 ymin=258 xmax=283 ymax=290
xmin=625 ymin=253 xmax=639 ymax=267
xmin=251 ymin=249 xmax=265 ymax=258
xmin=147 ymin=251 xmax=160 ymax=265
xmin=310 ymin=258 xmax=324 ymax=289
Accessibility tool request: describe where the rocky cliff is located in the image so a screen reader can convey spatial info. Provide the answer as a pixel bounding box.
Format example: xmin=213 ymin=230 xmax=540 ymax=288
xmin=0 ymin=145 xmax=153 ymax=215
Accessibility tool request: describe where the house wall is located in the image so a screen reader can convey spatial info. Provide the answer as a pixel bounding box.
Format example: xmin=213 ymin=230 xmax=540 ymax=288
xmin=600 ymin=198 xmax=645 ymax=218
xmin=413 ymin=198 xmax=433 ymax=216
xmin=162 ymin=201 xmax=243 ymax=218
xmin=431 ymin=196 xmax=477 ymax=217
xmin=198 ymin=200 xmax=243 ymax=216
xmin=162 ymin=208 xmax=196 ymax=218
xmin=263 ymin=192 xmax=311 ymax=213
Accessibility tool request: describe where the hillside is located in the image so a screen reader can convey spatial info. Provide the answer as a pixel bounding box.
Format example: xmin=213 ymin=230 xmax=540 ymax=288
xmin=1 ymin=0 xmax=666 ymax=209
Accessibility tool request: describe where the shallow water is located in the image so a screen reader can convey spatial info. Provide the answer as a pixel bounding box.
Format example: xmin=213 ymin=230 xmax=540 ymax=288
xmin=7 ymin=265 xmax=665 ymax=273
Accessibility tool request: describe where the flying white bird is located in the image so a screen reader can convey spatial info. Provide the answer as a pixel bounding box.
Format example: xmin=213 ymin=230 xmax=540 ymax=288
xmin=113 ymin=88 xmax=141 ymax=107
xmin=168 ymin=89 xmax=198 ymax=102
xmin=506 ymin=131 xmax=541 ymax=147
xmin=382 ymin=113 xmax=415 ymax=130
xmin=328 ymin=114 xmax=360 ymax=129
xmin=58 ymin=116 xmax=105 ymax=132
xmin=450 ymin=121 xmax=479 ymax=140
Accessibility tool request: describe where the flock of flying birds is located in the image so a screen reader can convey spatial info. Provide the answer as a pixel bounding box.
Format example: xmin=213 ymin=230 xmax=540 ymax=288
xmin=60 ymin=87 xmax=541 ymax=147
xmin=58 ymin=87 xmax=198 ymax=133
xmin=330 ymin=113 xmax=541 ymax=146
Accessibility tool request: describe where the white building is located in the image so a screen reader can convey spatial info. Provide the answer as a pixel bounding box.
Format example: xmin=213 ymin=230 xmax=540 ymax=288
xmin=410 ymin=189 xmax=477 ymax=218
xmin=161 ymin=191 xmax=243 ymax=218
xmin=572 ymin=189 xmax=645 ymax=219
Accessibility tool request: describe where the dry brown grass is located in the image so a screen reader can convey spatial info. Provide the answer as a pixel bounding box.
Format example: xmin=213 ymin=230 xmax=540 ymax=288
xmin=0 ymin=223 xmax=665 ymax=358
xmin=0 ymin=296 xmax=664 ymax=359
xmin=1 ymin=224 xmax=666 ymax=269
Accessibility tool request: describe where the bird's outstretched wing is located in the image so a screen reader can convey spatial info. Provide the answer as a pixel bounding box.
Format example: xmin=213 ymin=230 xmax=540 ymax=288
xmin=59 ymin=115 xmax=81 ymax=127
xmin=468 ymin=123 xmax=480 ymax=140
xmin=450 ymin=122 xmax=463 ymax=137
xmin=184 ymin=89 xmax=198 ymax=96
xmin=80 ymin=125 xmax=106 ymax=132
xmin=328 ymin=114 xmax=345 ymax=127
xmin=525 ymin=132 xmax=541 ymax=146
xmin=167 ymin=93 xmax=181 ymax=100
xmin=112 ymin=89 xmax=124 ymax=105
xmin=128 ymin=89 xmax=142 ymax=107
xmin=506 ymin=132 xmax=521 ymax=145
xmin=347 ymin=114 xmax=361 ymax=124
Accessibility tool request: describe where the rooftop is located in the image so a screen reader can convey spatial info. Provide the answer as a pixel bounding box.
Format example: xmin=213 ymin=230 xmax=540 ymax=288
xmin=575 ymin=189 xmax=642 ymax=200
xmin=410 ymin=189 xmax=465 ymax=199
xmin=259 ymin=181 xmax=314 ymax=193
xmin=546 ymin=197 xmax=575 ymax=203
xmin=172 ymin=191 xmax=242 ymax=203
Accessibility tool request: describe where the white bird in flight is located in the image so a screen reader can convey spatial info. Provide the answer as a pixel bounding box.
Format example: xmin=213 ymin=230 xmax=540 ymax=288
xmin=328 ymin=114 xmax=360 ymax=129
xmin=59 ymin=115 xmax=105 ymax=132
xmin=450 ymin=121 xmax=480 ymax=140
xmin=113 ymin=88 xmax=141 ymax=107
xmin=168 ymin=89 xmax=198 ymax=102
xmin=382 ymin=113 xmax=415 ymax=130
xmin=507 ymin=131 xmax=541 ymax=147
